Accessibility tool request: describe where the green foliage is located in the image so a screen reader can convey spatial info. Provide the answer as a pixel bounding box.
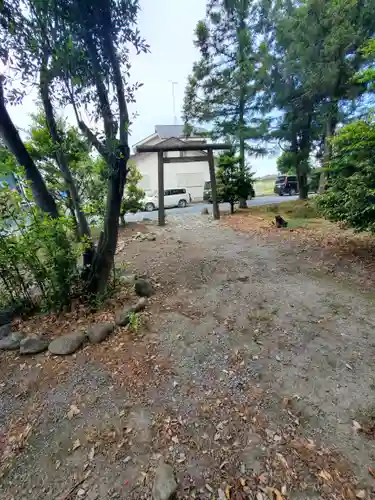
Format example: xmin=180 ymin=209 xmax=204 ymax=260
xmin=0 ymin=187 xmax=81 ymax=311
xmin=120 ymin=162 xmax=144 ymax=223
xmin=216 ymin=152 xmax=254 ymax=213
xmin=277 ymin=151 xmax=298 ymax=175
xmin=127 ymin=311 xmax=139 ymax=332
xmin=183 ymin=0 xmax=267 ymax=167
xmin=316 ymin=117 xmax=375 ymax=232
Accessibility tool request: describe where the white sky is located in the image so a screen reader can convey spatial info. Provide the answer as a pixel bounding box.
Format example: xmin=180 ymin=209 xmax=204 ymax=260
xmin=7 ymin=0 xmax=277 ymax=177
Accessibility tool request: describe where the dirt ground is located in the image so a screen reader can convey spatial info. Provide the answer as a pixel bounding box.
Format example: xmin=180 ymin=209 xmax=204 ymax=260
xmin=1 ymin=213 xmax=375 ymax=500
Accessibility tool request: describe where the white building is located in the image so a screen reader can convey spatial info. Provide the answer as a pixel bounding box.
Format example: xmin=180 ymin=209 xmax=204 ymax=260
xmin=131 ymin=125 xmax=210 ymax=201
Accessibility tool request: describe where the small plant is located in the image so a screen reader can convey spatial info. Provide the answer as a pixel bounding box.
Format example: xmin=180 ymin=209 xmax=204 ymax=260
xmin=216 ymin=152 xmax=254 ymax=214
xmin=127 ymin=311 xmax=139 ymax=331
xmin=120 ymin=162 xmax=145 ymax=225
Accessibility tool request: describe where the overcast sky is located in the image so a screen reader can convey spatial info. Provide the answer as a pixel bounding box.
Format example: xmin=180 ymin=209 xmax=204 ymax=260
xmin=7 ymin=0 xmax=277 ymax=177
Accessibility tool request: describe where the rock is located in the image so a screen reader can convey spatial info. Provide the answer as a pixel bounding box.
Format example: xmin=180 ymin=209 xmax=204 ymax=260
xmin=146 ymin=233 xmax=156 ymax=241
xmin=87 ymin=323 xmax=115 ymax=344
xmin=20 ymin=336 xmax=49 ymax=354
xmin=0 ymin=331 xmax=24 ymax=350
xmin=0 ymin=323 xmax=11 ymax=339
xmin=119 ymin=274 xmax=137 ymax=286
xmin=201 ymin=207 xmax=209 ymax=215
xmin=152 ymin=462 xmax=178 ymax=500
xmin=133 ymin=297 xmax=148 ymax=312
xmin=48 ymin=331 xmax=85 ymax=355
xmin=135 ymin=278 xmax=154 ymax=297
xmin=115 ymin=298 xmax=148 ymax=326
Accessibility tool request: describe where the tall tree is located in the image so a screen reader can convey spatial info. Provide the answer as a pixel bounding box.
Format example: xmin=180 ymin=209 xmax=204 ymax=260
xmin=184 ymin=0 xmax=265 ymax=207
xmin=0 ymin=0 xmax=148 ymax=295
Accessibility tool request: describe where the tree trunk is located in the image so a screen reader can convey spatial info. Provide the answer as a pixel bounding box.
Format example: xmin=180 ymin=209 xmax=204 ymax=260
xmin=85 ymin=26 xmax=130 ymax=296
xmin=0 ymin=77 xmax=58 ymax=218
xmin=238 ymin=13 xmax=248 ymax=210
xmin=319 ymin=101 xmax=338 ymax=192
xmin=86 ymin=147 xmax=129 ymax=295
xmin=230 ymin=201 xmax=235 ymax=214
xmin=40 ymin=65 xmax=91 ymax=242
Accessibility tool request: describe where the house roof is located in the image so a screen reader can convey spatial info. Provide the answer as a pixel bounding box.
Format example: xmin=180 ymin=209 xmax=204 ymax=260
xmin=155 ymin=124 xmax=206 ymax=139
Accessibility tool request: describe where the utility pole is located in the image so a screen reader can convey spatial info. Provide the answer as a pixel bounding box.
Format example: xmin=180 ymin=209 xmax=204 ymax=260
xmin=170 ymin=81 xmax=178 ymax=125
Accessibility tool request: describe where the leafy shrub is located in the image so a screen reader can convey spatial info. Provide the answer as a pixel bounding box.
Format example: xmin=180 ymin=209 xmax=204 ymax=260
xmin=0 ymin=187 xmax=81 ymax=312
xmin=120 ymin=162 xmax=145 ymax=224
xmin=216 ymin=152 xmax=254 ymax=213
xmin=316 ymin=117 xmax=375 ymax=232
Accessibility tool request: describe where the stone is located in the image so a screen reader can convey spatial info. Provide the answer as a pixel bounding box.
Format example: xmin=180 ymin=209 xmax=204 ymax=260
xmin=115 ymin=298 xmax=148 ymax=326
xmin=146 ymin=233 xmax=156 ymax=241
xmin=87 ymin=323 xmax=115 ymax=344
xmin=48 ymin=331 xmax=86 ymax=355
xmin=119 ymin=274 xmax=137 ymax=286
xmin=20 ymin=336 xmax=49 ymax=354
xmin=0 ymin=331 xmax=24 ymax=350
xmin=128 ymin=408 xmax=152 ymax=443
xmin=0 ymin=323 xmax=11 ymax=339
xmin=201 ymin=207 xmax=209 ymax=215
xmin=152 ymin=462 xmax=178 ymax=500
xmin=135 ymin=278 xmax=154 ymax=298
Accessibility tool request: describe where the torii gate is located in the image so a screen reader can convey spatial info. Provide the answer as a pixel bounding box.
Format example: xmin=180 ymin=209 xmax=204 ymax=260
xmin=136 ymin=142 xmax=231 ymax=226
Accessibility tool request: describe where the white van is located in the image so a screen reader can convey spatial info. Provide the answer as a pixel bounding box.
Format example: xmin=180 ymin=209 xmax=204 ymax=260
xmin=144 ymin=188 xmax=191 ymax=212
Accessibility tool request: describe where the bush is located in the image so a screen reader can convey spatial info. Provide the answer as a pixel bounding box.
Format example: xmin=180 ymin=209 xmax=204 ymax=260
xmin=216 ymin=152 xmax=254 ymax=213
xmin=316 ymin=117 xmax=375 ymax=232
xmin=120 ymin=162 xmax=145 ymax=224
xmin=0 ymin=188 xmax=81 ymax=312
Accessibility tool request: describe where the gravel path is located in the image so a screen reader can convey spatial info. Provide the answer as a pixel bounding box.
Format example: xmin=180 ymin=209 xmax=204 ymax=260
xmin=1 ymin=214 xmax=375 ymax=499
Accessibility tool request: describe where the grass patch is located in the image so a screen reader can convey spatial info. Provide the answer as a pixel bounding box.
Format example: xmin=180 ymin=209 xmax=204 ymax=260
xmin=248 ymin=199 xmax=322 ymax=229
xmin=254 ymin=178 xmax=275 ymax=196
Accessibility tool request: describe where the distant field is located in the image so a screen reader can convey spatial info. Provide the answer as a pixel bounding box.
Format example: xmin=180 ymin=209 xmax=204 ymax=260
xmin=254 ymin=177 xmax=276 ymax=196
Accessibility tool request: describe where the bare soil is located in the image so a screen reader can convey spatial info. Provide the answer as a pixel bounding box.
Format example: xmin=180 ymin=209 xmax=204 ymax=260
xmin=1 ymin=214 xmax=375 ymax=500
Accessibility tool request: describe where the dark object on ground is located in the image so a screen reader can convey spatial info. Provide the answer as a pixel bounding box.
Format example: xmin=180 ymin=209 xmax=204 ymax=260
xmin=275 ymin=215 xmax=288 ymax=228
xmin=135 ymin=278 xmax=154 ymax=297
xmin=201 ymin=207 xmax=209 ymax=215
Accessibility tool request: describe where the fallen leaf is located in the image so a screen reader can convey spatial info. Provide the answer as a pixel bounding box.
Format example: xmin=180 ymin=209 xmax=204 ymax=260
xmin=317 ymin=469 xmax=332 ymax=482
xmin=218 ymin=489 xmax=226 ymax=500
xmin=67 ymin=404 xmax=80 ymax=420
xmin=72 ymin=439 xmax=81 ymax=451
xmin=356 ymin=490 xmax=366 ymax=499
xmin=171 ymin=435 xmax=179 ymax=444
xmin=261 ymin=486 xmax=283 ymax=500
xmin=88 ymin=447 xmax=95 ymax=461
xmin=368 ymin=466 xmax=375 ymax=479
xmin=225 ymin=485 xmax=231 ymax=499
xmin=353 ymin=420 xmax=362 ymax=431
xmin=276 ymin=452 xmax=288 ymax=468
xmin=205 ymin=484 xmax=214 ymax=493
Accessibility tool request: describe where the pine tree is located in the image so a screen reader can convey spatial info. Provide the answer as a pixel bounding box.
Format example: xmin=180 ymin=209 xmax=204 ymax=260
xmin=184 ymin=0 xmax=265 ymax=207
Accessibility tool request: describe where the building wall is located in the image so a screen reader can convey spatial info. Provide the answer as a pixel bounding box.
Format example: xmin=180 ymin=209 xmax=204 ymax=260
xmin=134 ymin=152 xmax=210 ymax=201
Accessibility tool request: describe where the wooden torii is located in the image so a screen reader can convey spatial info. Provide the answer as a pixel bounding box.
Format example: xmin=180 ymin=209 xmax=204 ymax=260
xmin=136 ymin=142 xmax=232 ymax=226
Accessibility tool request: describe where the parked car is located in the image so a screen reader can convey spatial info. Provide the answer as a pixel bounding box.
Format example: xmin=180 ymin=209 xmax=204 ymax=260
xmin=144 ymin=188 xmax=191 ymax=212
xmin=274 ymin=175 xmax=298 ymax=196
xmin=203 ymin=180 xmax=226 ymax=203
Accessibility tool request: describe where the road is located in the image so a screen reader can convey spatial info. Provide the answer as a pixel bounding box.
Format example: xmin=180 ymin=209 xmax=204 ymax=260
xmin=126 ymin=194 xmax=299 ymax=222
